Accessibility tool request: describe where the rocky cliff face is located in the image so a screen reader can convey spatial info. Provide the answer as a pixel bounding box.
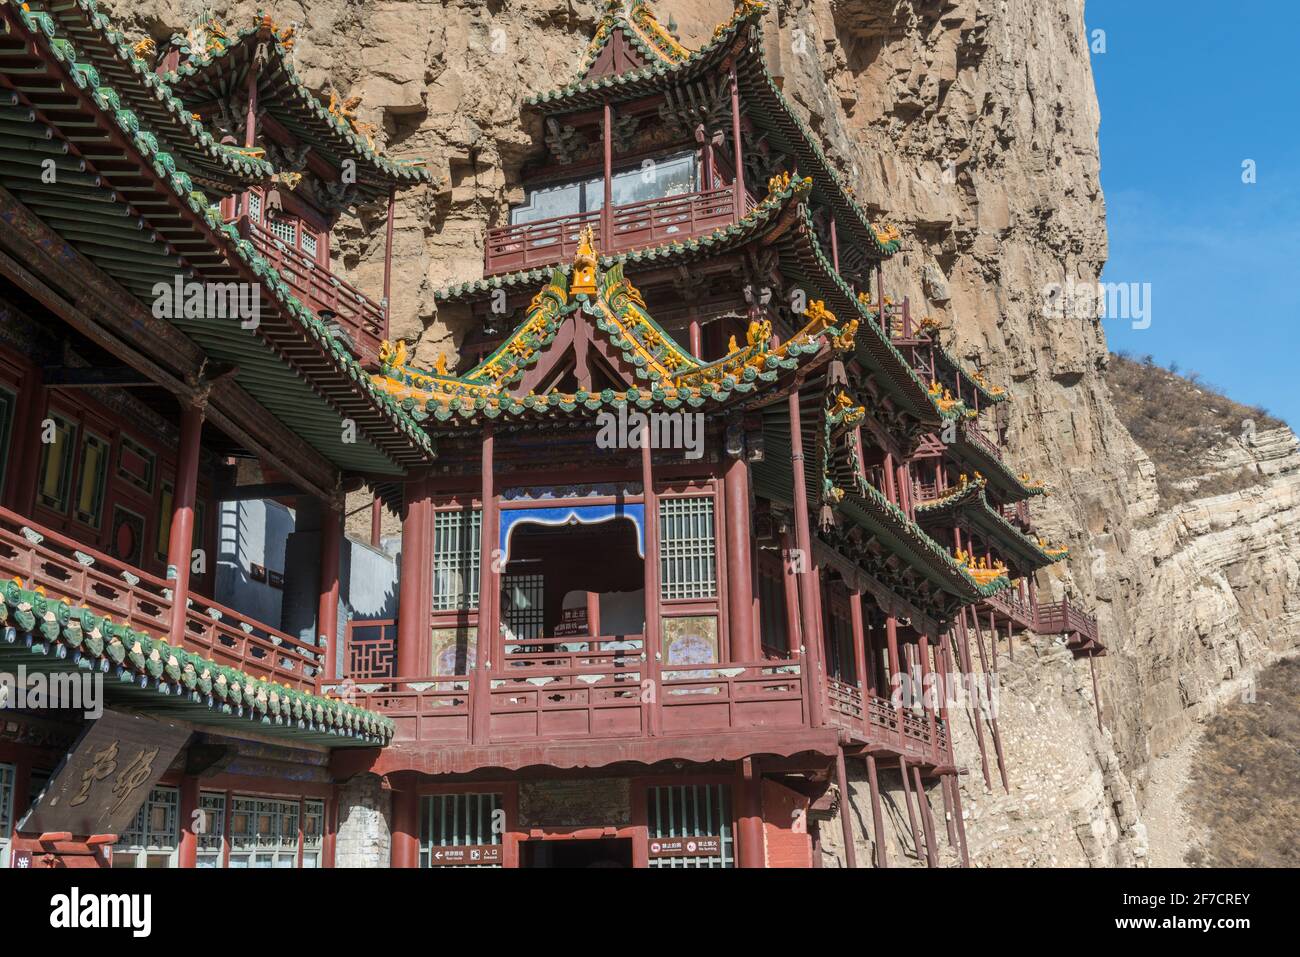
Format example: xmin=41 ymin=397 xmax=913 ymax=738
xmin=107 ymin=0 xmax=1300 ymax=865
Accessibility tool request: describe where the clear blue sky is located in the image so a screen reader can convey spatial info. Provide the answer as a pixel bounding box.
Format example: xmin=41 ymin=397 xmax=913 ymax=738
xmin=1088 ymin=0 xmax=1298 ymax=426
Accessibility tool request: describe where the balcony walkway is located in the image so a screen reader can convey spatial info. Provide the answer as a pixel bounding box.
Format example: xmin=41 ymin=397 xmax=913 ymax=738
xmin=0 ymin=507 xmax=320 ymax=691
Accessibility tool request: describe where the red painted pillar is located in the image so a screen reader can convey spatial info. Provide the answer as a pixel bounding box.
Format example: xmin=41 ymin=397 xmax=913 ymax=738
xmin=178 ymin=774 xmax=199 ymax=868
xmin=689 ymin=320 xmax=702 ymax=359
xmin=370 ymin=496 xmax=382 ymax=549
xmin=737 ymin=760 xmax=765 ymax=868
xmin=396 ymin=478 xmax=432 ymax=677
xmin=849 ymin=589 xmax=867 ymax=693
xmin=781 ymin=526 xmax=802 ymax=656
xmin=10 ymin=367 xmax=44 ymax=514
xmin=390 ymin=789 xmax=420 ymax=869
xmin=787 ymin=390 xmax=824 ymax=728
xmin=885 ymin=615 xmax=904 ymax=749
xmin=729 ymin=62 xmax=745 ymax=222
xmin=243 ymin=63 xmax=258 ymax=148
xmin=471 ymin=428 xmax=498 ymax=744
xmin=167 ymin=403 xmax=205 ymax=644
xmin=865 ymin=754 xmax=888 ymax=867
xmin=724 ymin=452 xmax=756 ymax=661
xmin=882 ymin=452 xmax=898 ymax=503
xmin=318 ymin=503 xmax=342 ymax=682
xmin=641 ymin=438 xmax=662 ymax=735
xmin=830 ymin=215 xmax=840 ymax=272
xmin=601 ymin=102 xmax=614 ymax=247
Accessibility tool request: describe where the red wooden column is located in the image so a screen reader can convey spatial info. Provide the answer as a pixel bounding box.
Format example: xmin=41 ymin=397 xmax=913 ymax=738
xmin=830 ymin=215 xmax=840 ymax=272
xmin=167 ymin=402 xmax=205 ymax=644
xmin=10 ymin=367 xmax=44 ymax=513
xmin=849 ymin=588 xmax=867 ymax=696
xmin=370 ymin=496 xmax=382 ymax=549
xmin=601 ymin=102 xmax=614 ymax=247
xmin=919 ymin=631 xmax=939 ymax=763
xmin=641 ymin=438 xmax=662 ymax=735
xmin=781 ymin=526 xmax=803 ymax=656
xmin=729 ymin=62 xmax=745 ymax=222
xmin=177 ymin=774 xmax=199 ymax=868
xmin=390 ymin=789 xmax=420 ymax=869
xmin=787 ymin=389 xmax=824 ymax=727
xmin=689 ymin=320 xmax=703 ymax=359
xmin=396 ymin=478 xmax=433 ymax=677
xmin=318 ymin=503 xmax=343 ymax=682
xmin=472 ymin=427 xmax=498 ymax=744
xmin=724 ymin=451 xmax=757 ymax=661
xmin=737 ymin=759 xmax=765 ymax=868
xmin=884 ymin=615 xmax=905 ymax=750
xmin=382 ymin=186 xmax=396 ymax=339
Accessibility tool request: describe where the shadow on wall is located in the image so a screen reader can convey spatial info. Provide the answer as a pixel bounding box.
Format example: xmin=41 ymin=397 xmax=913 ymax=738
xmin=215 ymin=498 xmax=294 ymax=629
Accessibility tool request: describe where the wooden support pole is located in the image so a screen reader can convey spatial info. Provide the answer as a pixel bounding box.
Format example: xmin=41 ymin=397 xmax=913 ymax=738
xmin=382 ymin=186 xmax=396 ymax=338
xmin=724 ymin=450 xmax=757 ymax=661
xmin=898 ymin=756 xmax=925 ymax=864
xmin=835 ymin=747 xmax=857 ymax=868
xmin=318 ymin=502 xmax=342 ymax=682
xmin=167 ymin=402 xmax=205 ymax=644
xmin=1090 ymin=653 xmax=1103 ymax=732
xmin=830 ymin=215 xmax=840 ymax=272
xmin=919 ymin=631 xmax=939 ymax=764
xmin=913 ymin=765 xmax=939 ymax=868
xmin=781 ymin=525 xmax=802 ymax=657
xmin=957 ymin=615 xmax=992 ymax=790
xmin=689 ymin=319 xmax=702 ymax=359
xmin=243 ymin=63 xmax=258 ymax=149
xmin=787 ymin=389 xmax=824 ymax=727
xmin=865 ymin=754 xmax=888 ymax=867
xmin=969 ymin=607 xmax=1010 ymax=793
xmin=10 ymin=366 xmax=44 ymax=514
xmin=396 ymin=478 xmax=432 ymax=677
xmin=940 ymin=770 xmax=958 ymax=847
xmin=948 ymin=774 xmax=971 ymax=867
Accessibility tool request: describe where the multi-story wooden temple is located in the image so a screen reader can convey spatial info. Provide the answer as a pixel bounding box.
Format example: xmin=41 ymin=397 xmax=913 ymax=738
xmin=0 ymin=0 xmax=1101 ymax=869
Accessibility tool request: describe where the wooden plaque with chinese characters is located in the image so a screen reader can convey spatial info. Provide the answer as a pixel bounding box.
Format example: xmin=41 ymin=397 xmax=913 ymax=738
xmin=518 ymin=778 xmax=631 ymax=828
xmin=15 ymin=710 xmax=190 ymax=837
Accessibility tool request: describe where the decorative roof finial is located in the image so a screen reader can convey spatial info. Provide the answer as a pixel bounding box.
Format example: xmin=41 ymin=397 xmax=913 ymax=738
xmin=570 ymin=226 xmax=600 ymax=295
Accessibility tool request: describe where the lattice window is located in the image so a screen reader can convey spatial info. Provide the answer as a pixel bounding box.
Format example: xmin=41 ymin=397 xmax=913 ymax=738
xmin=228 ymin=796 xmax=300 ymax=868
xmin=659 ymin=497 xmax=716 ymax=600
xmin=433 ymin=508 xmax=481 ymax=611
xmin=647 ymin=784 xmax=734 ymax=868
xmin=420 ymin=792 xmax=503 ymax=868
xmin=269 ymin=215 xmax=297 ymax=247
xmin=300 ymin=229 xmax=319 ymax=259
xmin=247 ymin=190 xmax=262 ymax=222
xmin=502 ymin=574 xmax=544 ymax=641
xmin=196 ymin=791 xmax=226 ymax=868
xmin=113 ymin=786 xmax=179 ymax=868
xmin=302 ymin=799 xmax=325 ymax=868
xmin=0 ymin=763 xmax=13 ymax=869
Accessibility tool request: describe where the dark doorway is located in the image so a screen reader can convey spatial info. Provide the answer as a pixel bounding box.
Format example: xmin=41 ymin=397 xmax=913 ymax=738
xmin=519 ymin=838 xmax=634 ymax=868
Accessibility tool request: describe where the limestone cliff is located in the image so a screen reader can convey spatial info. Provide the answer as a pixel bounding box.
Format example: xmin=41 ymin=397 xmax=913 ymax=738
xmin=105 ymin=0 xmax=1300 ymax=865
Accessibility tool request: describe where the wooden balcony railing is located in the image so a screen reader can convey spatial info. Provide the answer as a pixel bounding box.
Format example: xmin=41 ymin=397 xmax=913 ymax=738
xmin=0 ymin=506 xmax=320 ymax=690
xmin=242 ymin=218 xmax=387 ymax=364
xmin=962 ymin=421 xmax=1002 ymax=459
xmin=484 ymin=187 xmax=736 ymax=275
xmin=986 ymin=587 xmax=1035 ymax=630
xmin=1000 ymin=500 xmax=1031 ymax=529
xmin=1036 ymin=597 xmax=1099 ymax=642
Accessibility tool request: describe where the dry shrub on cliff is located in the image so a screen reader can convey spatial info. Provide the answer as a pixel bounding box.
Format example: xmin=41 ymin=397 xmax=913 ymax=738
xmin=1185 ymin=658 xmax=1300 ymax=867
xmin=1106 ymin=352 xmax=1285 ymax=506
